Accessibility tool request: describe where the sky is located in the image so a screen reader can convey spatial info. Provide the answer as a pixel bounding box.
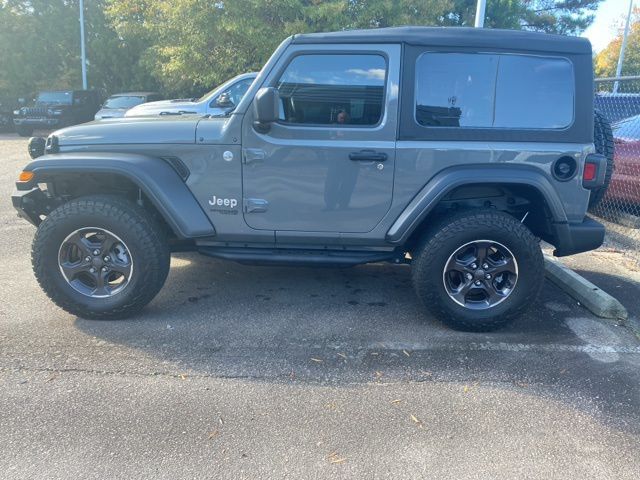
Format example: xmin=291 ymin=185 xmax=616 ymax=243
xmin=583 ymin=0 xmax=634 ymax=52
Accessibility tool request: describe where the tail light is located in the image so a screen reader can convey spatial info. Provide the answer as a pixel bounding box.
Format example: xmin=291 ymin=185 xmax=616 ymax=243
xmin=582 ymin=153 xmax=606 ymax=189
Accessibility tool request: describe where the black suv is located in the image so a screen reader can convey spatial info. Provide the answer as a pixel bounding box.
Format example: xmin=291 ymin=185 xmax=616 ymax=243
xmin=13 ymin=90 xmax=101 ymax=137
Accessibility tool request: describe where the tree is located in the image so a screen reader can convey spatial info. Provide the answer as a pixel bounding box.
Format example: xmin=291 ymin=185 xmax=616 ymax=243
xmin=443 ymin=0 xmax=602 ymax=34
xmin=595 ymin=9 xmax=640 ymax=78
xmin=0 ymin=0 xmax=156 ymax=100
xmin=0 ymin=0 xmax=604 ymax=101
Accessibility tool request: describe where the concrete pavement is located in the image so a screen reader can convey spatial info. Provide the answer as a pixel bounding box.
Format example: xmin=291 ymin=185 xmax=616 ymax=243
xmin=1 ymin=133 xmax=639 ymax=479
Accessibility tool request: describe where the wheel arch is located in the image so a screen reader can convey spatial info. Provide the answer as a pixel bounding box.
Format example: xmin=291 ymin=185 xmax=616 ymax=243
xmin=17 ymin=152 xmax=215 ymax=239
xmin=387 ymin=165 xmax=567 ymax=248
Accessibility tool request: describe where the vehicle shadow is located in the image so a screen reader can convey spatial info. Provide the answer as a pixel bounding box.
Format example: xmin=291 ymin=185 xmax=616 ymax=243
xmin=74 ymin=253 xmax=640 ymax=430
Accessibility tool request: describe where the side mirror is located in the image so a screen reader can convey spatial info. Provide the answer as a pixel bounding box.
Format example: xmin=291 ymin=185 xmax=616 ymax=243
xmin=215 ymin=92 xmax=235 ymax=108
xmin=253 ymin=87 xmax=279 ymax=132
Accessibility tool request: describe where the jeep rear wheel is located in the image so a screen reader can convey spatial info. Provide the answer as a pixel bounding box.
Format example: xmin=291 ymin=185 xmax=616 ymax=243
xmin=411 ymin=210 xmax=544 ymax=331
xmin=32 ymin=195 xmax=170 ymax=319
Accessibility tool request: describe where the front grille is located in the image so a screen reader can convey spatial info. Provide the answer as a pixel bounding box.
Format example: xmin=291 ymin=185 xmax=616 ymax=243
xmin=23 ymin=106 xmax=48 ymax=117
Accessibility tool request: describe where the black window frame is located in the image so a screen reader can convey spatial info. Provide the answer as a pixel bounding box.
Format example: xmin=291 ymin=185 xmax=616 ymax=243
xmin=399 ymin=45 xmax=593 ymax=143
xmin=270 ymin=51 xmax=390 ymax=129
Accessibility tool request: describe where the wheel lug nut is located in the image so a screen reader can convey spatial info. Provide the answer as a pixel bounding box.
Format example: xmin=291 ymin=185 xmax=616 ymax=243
xmin=85 ymin=256 xmax=91 ymax=262
xmin=485 ymin=273 xmax=491 ymax=280
xmin=474 ymin=280 xmax=482 ymax=286
xmin=482 ymin=263 xmax=489 ymax=269
xmin=89 ymin=267 xmax=96 ymax=273
xmin=465 ymin=273 xmax=472 ymax=280
xmin=103 ymin=256 xmax=110 ymax=262
xmin=101 ymin=266 xmax=108 ymax=272
xmin=471 ymin=263 xmax=477 ymax=270
xmin=93 ymin=249 xmax=100 ymax=256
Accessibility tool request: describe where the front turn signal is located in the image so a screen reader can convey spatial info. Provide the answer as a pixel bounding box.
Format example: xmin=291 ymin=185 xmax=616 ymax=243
xmin=18 ymin=171 xmax=34 ymax=182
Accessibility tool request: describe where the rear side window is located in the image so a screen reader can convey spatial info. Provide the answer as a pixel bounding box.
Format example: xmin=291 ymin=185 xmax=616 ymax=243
xmin=276 ymin=54 xmax=387 ymax=126
xmin=415 ymin=53 xmax=574 ymax=130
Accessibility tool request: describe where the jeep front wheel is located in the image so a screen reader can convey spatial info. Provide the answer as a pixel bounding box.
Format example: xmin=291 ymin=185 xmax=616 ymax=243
xmin=16 ymin=126 xmax=33 ymax=137
xmin=411 ymin=210 xmax=544 ymax=331
xmin=32 ymin=195 xmax=170 ymax=319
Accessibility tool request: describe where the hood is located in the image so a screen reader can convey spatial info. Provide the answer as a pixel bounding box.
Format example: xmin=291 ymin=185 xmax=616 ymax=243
xmin=52 ymin=116 xmax=203 ymax=146
xmin=125 ymin=99 xmax=204 ymax=117
xmin=51 ymin=115 xmax=235 ymax=147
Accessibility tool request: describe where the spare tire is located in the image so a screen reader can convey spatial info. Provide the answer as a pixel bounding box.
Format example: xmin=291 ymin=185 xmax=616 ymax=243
xmin=589 ymin=110 xmax=615 ymax=210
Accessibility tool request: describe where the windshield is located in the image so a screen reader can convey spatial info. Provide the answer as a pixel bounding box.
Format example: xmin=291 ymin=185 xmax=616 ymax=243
xmin=37 ymin=91 xmax=73 ymax=104
xmin=197 ymin=76 xmax=255 ymax=103
xmin=103 ymin=95 xmax=146 ymax=109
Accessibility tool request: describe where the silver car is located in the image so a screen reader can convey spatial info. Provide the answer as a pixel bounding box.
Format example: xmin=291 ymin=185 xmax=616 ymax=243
xmin=124 ymin=72 xmax=257 ymax=118
xmin=94 ymin=92 xmax=162 ymax=120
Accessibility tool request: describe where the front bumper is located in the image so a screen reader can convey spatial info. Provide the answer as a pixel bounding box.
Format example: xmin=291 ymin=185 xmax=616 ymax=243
xmin=552 ymin=217 xmax=605 ymax=257
xmin=13 ymin=117 xmax=60 ymax=127
xmin=12 ymin=187 xmax=50 ymax=226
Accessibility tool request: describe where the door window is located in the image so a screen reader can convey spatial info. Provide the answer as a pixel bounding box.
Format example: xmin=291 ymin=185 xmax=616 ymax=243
xmin=276 ymin=54 xmax=387 ymax=126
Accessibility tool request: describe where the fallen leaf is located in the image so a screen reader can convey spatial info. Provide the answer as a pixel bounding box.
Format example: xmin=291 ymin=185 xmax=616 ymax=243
xmin=410 ymin=414 xmax=424 ymax=428
xmin=180 ymin=374 xmax=187 ymax=380
xmin=336 ymin=352 xmax=347 ymax=359
xmin=375 ymin=371 xmax=383 ymax=378
xmin=327 ymin=451 xmax=347 ymax=464
xmin=310 ymin=358 xmax=323 ymax=363
xmin=45 ymin=372 xmax=58 ymax=382
xmin=208 ymin=429 xmax=219 ymax=440
xmin=403 ymin=349 xmax=411 ymax=357
xmin=390 ymin=399 xmax=402 ymax=405
xmin=463 ymin=385 xmax=469 ymax=393
xmin=370 ymin=352 xmax=379 ymax=356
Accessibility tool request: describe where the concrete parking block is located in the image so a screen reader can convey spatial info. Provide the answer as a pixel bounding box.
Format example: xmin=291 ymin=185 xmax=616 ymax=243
xmin=544 ymin=254 xmax=628 ymax=321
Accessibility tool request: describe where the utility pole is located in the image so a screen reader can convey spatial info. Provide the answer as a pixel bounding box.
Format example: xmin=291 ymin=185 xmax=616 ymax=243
xmin=474 ymin=0 xmax=487 ymax=28
xmin=79 ymin=0 xmax=87 ymax=89
xmin=614 ymin=0 xmax=634 ymax=93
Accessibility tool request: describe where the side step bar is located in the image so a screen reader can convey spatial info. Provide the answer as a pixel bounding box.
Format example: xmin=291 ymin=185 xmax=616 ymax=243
xmin=197 ymin=247 xmax=403 ymax=267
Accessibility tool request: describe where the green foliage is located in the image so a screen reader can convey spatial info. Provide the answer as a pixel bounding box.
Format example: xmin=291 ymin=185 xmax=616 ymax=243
xmin=595 ymin=11 xmax=640 ymax=78
xmin=0 ymin=0 xmax=157 ymax=101
xmin=0 ymin=0 xmax=604 ymax=101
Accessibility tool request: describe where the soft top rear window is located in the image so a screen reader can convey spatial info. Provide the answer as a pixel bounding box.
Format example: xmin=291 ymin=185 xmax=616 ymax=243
xmin=415 ymin=53 xmax=574 ymax=130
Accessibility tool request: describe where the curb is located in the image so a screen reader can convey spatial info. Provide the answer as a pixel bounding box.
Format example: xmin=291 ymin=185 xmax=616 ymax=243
xmin=543 ymin=255 xmax=628 ymax=321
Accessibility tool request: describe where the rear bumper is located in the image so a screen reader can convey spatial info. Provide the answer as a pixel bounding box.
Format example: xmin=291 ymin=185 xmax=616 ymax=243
xmin=552 ymin=217 xmax=605 ymax=257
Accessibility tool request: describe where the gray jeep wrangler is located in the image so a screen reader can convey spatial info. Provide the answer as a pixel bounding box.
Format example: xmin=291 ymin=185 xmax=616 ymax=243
xmin=13 ymin=27 xmax=607 ymax=331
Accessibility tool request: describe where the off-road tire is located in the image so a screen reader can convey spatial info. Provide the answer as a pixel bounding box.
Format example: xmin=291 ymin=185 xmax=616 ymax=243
xmin=589 ymin=110 xmax=615 ymax=210
xmin=411 ymin=210 xmax=544 ymax=332
xmin=32 ymin=195 xmax=170 ymax=319
xmin=16 ymin=126 xmax=33 ymax=137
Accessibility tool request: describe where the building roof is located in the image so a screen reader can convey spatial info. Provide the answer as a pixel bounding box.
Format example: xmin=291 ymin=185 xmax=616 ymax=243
xmin=292 ymin=26 xmax=591 ymax=55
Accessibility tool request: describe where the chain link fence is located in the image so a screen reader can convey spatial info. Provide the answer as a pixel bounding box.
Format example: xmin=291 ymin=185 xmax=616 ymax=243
xmin=593 ymin=76 xmax=640 ymax=265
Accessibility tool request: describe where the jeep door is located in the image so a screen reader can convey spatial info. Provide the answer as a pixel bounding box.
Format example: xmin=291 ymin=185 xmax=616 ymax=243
xmin=240 ymin=44 xmax=399 ymax=234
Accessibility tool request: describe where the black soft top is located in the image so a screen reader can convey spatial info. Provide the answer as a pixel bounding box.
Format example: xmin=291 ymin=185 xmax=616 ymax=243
xmin=292 ymin=26 xmax=591 ymax=55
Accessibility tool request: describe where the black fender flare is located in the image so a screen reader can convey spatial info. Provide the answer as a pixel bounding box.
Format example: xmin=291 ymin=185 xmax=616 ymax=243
xmin=19 ymin=152 xmax=215 ymax=239
xmin=386 ymin=164 xmax=567 ymax=244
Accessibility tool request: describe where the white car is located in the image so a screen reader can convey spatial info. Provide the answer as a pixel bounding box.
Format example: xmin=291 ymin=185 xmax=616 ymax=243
xmin=124 ymin=72 xmax=257 ymax=118
xmin=95 ymin=92 xmax=162 ymax=120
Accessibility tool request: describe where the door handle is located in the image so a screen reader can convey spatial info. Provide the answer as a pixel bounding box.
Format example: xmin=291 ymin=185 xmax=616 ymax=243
xmin=349 ymin=150 xmax=388 ymax=162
